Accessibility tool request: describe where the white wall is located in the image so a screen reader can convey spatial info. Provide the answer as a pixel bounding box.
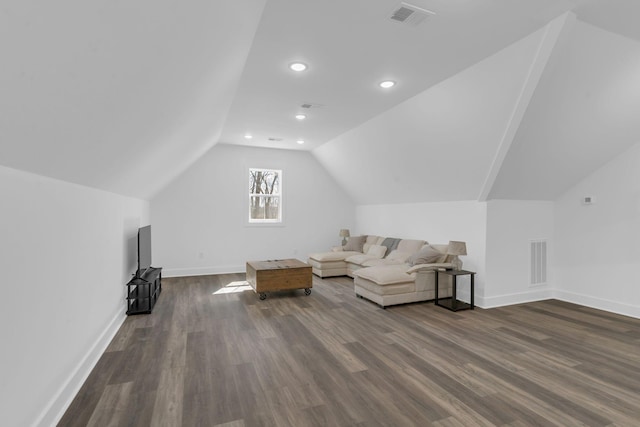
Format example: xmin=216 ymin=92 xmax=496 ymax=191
xmin=485 ymin=200 xmax=555 ymax=307
xmin=555 ymin=141 xmax=640 ymax=318
xmin=355 ymin=201 xmax=487 ymax=303
xmin=0 ymin=165 xmax=149 ymax=426
xmin=151 ymin=144 xmax=355 ymax=276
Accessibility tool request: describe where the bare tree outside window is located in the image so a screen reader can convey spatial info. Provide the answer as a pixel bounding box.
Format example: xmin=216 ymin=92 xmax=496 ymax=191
xmin=249 ymin=168 xmax=282 ymax=222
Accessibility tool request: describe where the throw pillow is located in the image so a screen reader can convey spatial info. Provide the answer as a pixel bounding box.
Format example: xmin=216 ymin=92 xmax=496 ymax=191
xmin=407 ymin=244 xmax=443 ymax=266
xmin=386 ymin=250 xmax=411 ymax=262
xmin=343 ymin=235 xmax=366 ymax=252
xmin=366 ymin=244 xmax=387 ymax=259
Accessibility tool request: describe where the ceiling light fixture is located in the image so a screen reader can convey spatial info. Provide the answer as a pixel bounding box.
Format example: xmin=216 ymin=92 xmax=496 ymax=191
xmin=379 ymin=80 xmax=396 ymax=89
xmin=296 ymin=139 xmax=305 ymax=145
xmin=244 ymin=134 xmax=253 ymax=139
xmin=295 ymin=114 xmax=307 ymax=120
xmin=289 ymin=62 xmax=308 ymax=72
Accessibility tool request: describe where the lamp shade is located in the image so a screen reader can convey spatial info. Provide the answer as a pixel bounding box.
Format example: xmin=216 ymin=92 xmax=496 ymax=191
xmin=339 ymin=229 xmax=350 ymax=238
xmin=447 ymin=241 xmax=467 ymax=256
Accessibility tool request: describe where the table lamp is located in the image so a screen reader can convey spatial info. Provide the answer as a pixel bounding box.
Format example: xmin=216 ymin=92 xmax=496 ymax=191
xmin=339 ymin=229 xmax=350 ymax=246
xmin=447 ymin=241 xmax=467 ymax=271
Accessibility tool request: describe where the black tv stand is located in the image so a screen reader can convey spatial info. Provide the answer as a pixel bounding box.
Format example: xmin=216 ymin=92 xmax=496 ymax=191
xmin=126 ymin=267 xmax=162 ymax=315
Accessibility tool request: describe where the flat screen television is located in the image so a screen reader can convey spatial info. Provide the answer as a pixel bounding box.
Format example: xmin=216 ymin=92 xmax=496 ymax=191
xmin=137 ymin=225 xmax=152 ymax=278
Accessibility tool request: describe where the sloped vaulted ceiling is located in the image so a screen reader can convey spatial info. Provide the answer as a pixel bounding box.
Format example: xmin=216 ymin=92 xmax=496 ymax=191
xmin=219 ymin=0 xmax=584 ymax=152
xmin=2 ymin=0 xmax=639 ymax=204
xmin=312 ymin=3 xmax=640 ymax=204
xmin=313 ymin=14 xmax=569 ymax=205
xmin=0 ymin=0 xmax=266 ymax=199
xmin=313 ymin=24 xmax=548 ymax=204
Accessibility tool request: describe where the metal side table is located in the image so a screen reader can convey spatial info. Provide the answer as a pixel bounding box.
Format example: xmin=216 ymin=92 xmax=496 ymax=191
xmin=435 ymin=269 xmax=475 ymax=311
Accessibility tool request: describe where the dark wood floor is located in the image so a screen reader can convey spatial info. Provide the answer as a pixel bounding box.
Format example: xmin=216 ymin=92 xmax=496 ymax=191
xmin=59 ymin=274 xmax=640 ymax=426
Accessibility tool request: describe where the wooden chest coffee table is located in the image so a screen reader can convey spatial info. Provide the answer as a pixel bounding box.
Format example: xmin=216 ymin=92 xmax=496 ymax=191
xmin=246 ymin=259 xmax=312 ymax=300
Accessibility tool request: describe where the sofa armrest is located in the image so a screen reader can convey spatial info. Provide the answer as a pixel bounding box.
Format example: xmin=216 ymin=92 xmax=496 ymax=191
xmin=406 ymin=263 xmax=453 ymax=274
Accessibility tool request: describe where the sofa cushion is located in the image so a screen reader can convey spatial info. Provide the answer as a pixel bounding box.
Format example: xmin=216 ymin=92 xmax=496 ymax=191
xmin=405 ymin=263 xmax=451 ymax=274
xmin=346 ymin=245 xmax=387 ymax=265
xmin=356 ymin=278 xmax=416 ymax=296
xmin=309 ymin=251 xmax=361 ymax=262
xmin=354 ymin=264 xmax=416 ymax=285
xmin=362 ymin=258 xmax=406 ymax=267
xmin=345 ymin=254 xmax=377 ymax=265
xmin=385 ymin=250 xmax=413 ymax=263
xmin=343 ymin=235 xmax=366 ymax=252
xmin=362 ymin=235 xmax=382 ymax=253
xmin=308 ymin=259 xmax=346 ymax=270
xmin=366 ymin=244 xmax=387 ymax=258
xmin=365 ymin=235 xmax=380 ymax=244
xmin=396 ymin=239 xmax=426 ymax=254
xmin=407 ymin=244 xmax=443 ymax=266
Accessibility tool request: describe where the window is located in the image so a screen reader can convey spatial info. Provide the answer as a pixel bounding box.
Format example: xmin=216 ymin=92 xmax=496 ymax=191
xmin=249 ymin=168 xmax=282 ymax=223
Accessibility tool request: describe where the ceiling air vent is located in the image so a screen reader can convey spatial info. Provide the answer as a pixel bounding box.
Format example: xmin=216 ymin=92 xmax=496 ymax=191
xmin=389 ymin=2 xmax=435 ymax=26
xmin=268 ymin=137 xmax=283 ymax=142
xmin=300 ymin=103 xmax=323 ymax=109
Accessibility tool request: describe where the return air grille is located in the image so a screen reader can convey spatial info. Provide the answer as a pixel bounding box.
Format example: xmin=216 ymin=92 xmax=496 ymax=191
xmin=300 ymin=103 xmax=323 ymax=109
xmin=389 ymin=3 xmax=435 ymax=26
xmin=391 ymin=6 xmax=414 ymax=22
xmin=530 ymin=240 xmax=547 ymax=286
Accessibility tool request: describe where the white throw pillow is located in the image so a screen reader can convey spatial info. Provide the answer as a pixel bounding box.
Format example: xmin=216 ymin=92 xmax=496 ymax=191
xmin=366 ymin=244 xmax=387 ymax=259
xmin=386 ymin=250 xmax=411 ymax=262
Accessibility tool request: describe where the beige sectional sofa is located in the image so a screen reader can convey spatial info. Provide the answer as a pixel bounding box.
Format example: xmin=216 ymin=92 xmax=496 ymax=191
xmin=308 ymin=236 xmax=455 ymax=308
xmin=308 ymin=236 xmax=423 ymax=277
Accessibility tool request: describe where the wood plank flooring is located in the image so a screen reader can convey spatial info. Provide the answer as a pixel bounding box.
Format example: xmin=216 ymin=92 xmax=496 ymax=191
xmin=59 ymin=274 xmax=640 ymax=426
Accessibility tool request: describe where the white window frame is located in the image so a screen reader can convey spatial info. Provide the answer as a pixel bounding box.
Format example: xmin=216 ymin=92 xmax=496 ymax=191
xmin=248 ymin=167 xmax=283 ymax=225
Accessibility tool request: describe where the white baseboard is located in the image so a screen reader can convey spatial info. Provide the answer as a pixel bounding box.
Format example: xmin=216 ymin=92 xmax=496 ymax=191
xmin=553 ymin=290 xmax=640 ymax=319
xmin=163 ymin=265 xmax=245 ymax=278
xmin=477 ymin=288 xmax=553 ymax=309
xmin=34 ymin=308 xmax=127 ymax=427
xmin=476 ymin=288 xmax=639 ymax=319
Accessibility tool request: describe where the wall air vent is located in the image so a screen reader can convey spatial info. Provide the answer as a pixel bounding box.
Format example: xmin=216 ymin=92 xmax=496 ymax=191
xmin=530 ymin=240 xmax=548 ymax=286
xmin=389 ymin=2 xmax=435 ymax=26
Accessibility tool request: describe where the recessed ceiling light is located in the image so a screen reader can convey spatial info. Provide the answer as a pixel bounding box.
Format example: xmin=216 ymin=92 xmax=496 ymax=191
xmin=296 ymin=139 xmax=305 ymax=145
xmin=244 ymin=134 xmax=253 ymax=139
xmin=295 ymin=114 xmax=307 ymax=120
xmin=379 ymin=80 xmax=396 ymax=89
xmin=289 ymin=62 xmax=307 ymax=72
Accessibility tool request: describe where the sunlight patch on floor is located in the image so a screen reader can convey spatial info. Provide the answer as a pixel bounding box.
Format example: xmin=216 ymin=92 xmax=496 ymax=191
xmin=213 ymin=280 xmax=253 ymax=295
